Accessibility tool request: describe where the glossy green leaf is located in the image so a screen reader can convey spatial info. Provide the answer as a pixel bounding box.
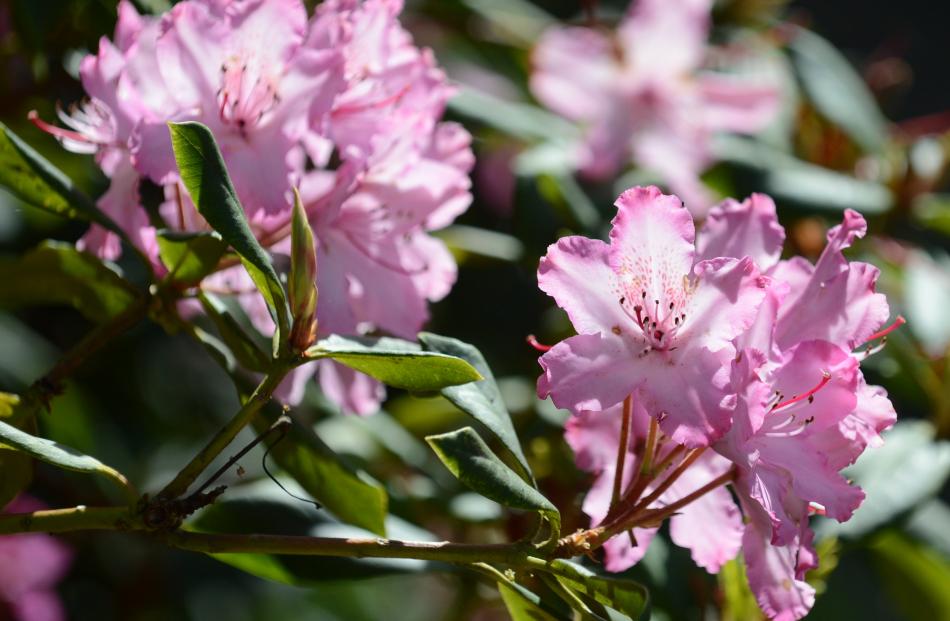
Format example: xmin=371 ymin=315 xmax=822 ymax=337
xmin=499 ymin=581 xmax=573 ymax=621
xmin=817 ymin=421 xmax=950 ymax=539
xmin=787 ymin=27 xmax=889 ymax=153
xmin=156 ymin=230 xmax=228 ymax=284
xmin=254 ymin=399 xmax=388 ymax=536
xmin=167 ymin=121 xmax=289 ymax=337
xmin=306 ymin=335 xmax=482 ymax=392
xmin=418 ymin=333 xmax=532 ymax=482
xmin=426 ymin=427 xmax=558 ymax=539
xmin=0 ymin=393 xmax=32 ymax=509
xmin=546 ymin=560 xmax=650 ymax=621
xmin=0 ymin=121 xmax=113 ymax=228
xmin=198 ymin=292 xmax=271 ymax=372
xmin=713 ymin=135 xmax=893 ymax=214
xmin=0 ymin=241 xmax=140 ymax=322
xmin=0 ymin=417 xmax=134 ymax=501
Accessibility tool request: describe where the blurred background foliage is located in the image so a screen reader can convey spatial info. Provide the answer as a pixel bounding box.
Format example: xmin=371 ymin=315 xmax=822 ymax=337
xmin=0 ymin=0 xmax=948 ymax=619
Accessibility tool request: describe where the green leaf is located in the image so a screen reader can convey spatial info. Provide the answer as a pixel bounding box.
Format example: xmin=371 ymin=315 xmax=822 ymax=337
xmin=870 ymin=530 xmax=950 ymax=621
xmin=499 ymin=581 xmax=573 ymax=621
xmin=0 ymin=121 xmax=113 ymax=228
xmin=713 ymin=135 xmax=893 ymax=214
xmin=156 ymin=230 xmax=228 ymax=285
xmin=418 ymin=333 xmax=533 ymax=482
xmin=817 ymin=421 xmax=950 ymax=539
xmin=306 ymin=335 xmax=482 ymax=392
xmin=547 ymin=559 xmax=650 ymax=621
xmin=167 ymin=121 xmax=289 ymax=337
xmin=426 ymin=427 xmax=559 ymax=540
xmin=198 ymin=292 xmax=271 ymax=372
xmin=0 ymin=417 xmax=134 ymax=502
xmin=0 ymin=393 xmax=32 ymax=509
xmin=786 ymin=27 xmax=889 ymax=153
xmin=254 ymin=399 xmax=388 ymax=536
xmin=0 ymin=241 xmax=140 ymax=322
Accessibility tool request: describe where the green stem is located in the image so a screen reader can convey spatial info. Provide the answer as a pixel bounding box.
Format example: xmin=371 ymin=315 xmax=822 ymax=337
xmin=156 ymin=365 xmax=292 ymax=499
xmin=0 ymin=506 xmax=141 ymax=535
xmin=162 ymin=531 xmax=536 ymax=566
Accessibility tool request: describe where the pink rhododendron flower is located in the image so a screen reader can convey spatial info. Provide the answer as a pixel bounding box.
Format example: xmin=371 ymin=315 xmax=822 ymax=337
xmin=0 ymin=496 xmax=72 ymax=621
xmin=537 ymin=185 xmax=768 ymax=447
xmin=530 ymin=0 xmax=778 ymax=213
xmin=546 ymin=191 xmax=897 ymax=621
xmin=38 ymin=0 xmax=472 ymax=416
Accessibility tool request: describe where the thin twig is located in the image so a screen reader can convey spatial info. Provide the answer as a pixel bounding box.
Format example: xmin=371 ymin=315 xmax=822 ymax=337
xmin=609 ymin=396 xmax=634 ymax=510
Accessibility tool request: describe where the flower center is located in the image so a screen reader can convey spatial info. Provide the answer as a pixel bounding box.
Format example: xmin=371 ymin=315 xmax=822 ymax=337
xmin=217 ymin=57 xmax=280 ymax=135
xmin=617 ymin=279 xmax=691 ymax=355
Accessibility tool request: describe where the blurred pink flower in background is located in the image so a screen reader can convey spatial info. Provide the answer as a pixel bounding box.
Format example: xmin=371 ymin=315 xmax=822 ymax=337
xmin=530 ymin=0 xmax=779 ymax=213
xmin=0 ymin=496 xmax=72 ymax=621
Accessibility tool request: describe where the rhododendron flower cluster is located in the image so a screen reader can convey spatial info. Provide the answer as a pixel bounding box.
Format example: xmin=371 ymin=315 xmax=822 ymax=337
xmin=530 ymin=0 xmax=778 ymax=213
xmin=37 ymin=0 xmax=472 ymax=415
xmin=538 ymin=186 xmax=898 ymax=620
xmin=0 ymin=496 xmax=72 ymax=621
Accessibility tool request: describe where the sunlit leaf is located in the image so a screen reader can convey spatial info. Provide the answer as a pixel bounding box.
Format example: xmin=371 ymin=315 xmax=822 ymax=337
xmin=426 ymin=427 xmax=558 ymax=539
xmin=499 ymin=581 xmax=573 ymax=621
xmin=546 ymin=559 xmax=650 ymax=621
xmin=0 ymin=417 xmax=134 ymax=501
xmin=156 ymin=229 xmax=228 ymax=285
xmin=306 ymin=335 xmax=482 ymax=392
xmin=168 ymin=121 xmax=289 ymax=337
xmin=418 ymin=333 xmax=533 ymax=482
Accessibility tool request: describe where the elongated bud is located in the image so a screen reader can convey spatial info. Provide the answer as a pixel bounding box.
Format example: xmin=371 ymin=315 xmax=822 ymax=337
xmin=289 ymin=187 xmax=318 ymax=351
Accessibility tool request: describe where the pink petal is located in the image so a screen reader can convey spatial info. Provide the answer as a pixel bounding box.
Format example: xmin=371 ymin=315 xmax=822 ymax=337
xmin=740 ymin=502 xmax=816 ymax=621
xmin=619 ymin=0 xmax=712 ymax=81
xmin=537 ymin=332 xmax=642 ymax=413
xmin=697 ymin=193 xmax=785 ymax=270
xmin=774 ymin=210 xmax=889 ymax=350
xmin=681 ymin=256 xmax=769 ymax=354
xmin=637 ymin=345 xmax=735 ymax=447
xmin=608 ymin=186 xmax=696 ymax=308
xmin=668 ymin=452 xmax=743 ymax=572
xmin=530 ymin=27 xmax=619 ymax=123
xmin=697 ymin=74 xmax=780 ymax=134
xmin=318 ymin=359 xmax=385 ymax=415
xmin=538 ymin=236 xmax=628 ymax=336
xmin=809 ymin=374 xmax=896 ymax=471
xmin=602 ymin=526 xmax=660 ymax=572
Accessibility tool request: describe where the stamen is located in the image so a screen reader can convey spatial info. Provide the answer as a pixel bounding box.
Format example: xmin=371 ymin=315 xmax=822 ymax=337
xmin=27 ymin=110 xmax=100 ymax=145
xmin=527 ymin=335 xmax=552 ymax=352
xmin=771 ymin=372 xmax=831 ymax=412
xmin=862 ymin=315 xmax=906 ymax=345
